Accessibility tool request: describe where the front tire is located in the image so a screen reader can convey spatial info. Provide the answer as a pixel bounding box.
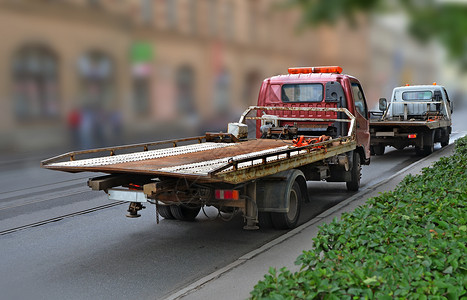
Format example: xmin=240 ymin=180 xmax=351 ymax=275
xmin=271 ymin=182 xmax=302 ymax=229
xmin=346 ymin=152 xmax=361 ymax=192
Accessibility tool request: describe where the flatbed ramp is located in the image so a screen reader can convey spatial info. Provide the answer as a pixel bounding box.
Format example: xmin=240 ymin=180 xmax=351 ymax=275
xmin=42 ymin=137 xmax=356 ymax=184
xmin=44 ymin=139 xmax=288 ymax=174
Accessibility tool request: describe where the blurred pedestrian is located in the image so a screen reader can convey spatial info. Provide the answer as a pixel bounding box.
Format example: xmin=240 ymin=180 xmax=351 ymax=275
xmin=67 ymin=107 xmax=81 ymax=149
xmin=79 ymin=106 xmax=95 ymax=150
xmin=109 ymin=110 xmax=123 ymax=145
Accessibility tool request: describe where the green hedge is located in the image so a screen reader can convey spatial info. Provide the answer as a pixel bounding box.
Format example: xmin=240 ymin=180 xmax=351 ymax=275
xmin=251 ymin=136 xmax=467 ymax=300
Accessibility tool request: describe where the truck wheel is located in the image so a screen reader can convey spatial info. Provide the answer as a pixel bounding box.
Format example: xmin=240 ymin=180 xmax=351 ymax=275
xmin=441 ymin=134 xmax=450 ymax=147
xmin=373 ymin=144 xmax=385 ymax=155
xmin=157 ymin=204 xmax=174 ymax=219
xmin=423 ymin=131 xmax=435 ymax=155
xmin=415 ymin=147 xmax=424 ymax=156
xmin=258 ymin=212 xmax=273 ymax=228
xmin=270 ymin=181 xmax=302 ymax=229
xmin=423 ymin=143 xmax=434 ymax=155
xmin=346 ymin=152 xmax=361 ymax=192
xmin=170 ymin=204 xmax=201 ymax=221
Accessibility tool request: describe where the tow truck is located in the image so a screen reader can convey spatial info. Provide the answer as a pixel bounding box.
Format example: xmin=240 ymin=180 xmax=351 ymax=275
xmin=370 ymin=84 xmax=452 ymax=155
xmin=42 ymin=66 xmax=371 ymax=230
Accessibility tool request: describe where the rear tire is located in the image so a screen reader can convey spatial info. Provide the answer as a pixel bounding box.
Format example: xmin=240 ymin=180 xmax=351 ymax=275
xmin=157 ymin=204 xmax=174 ymax=219
xmin=423 ymin=131 xmax=435 ymax=155
xmin=441 ymin=134 xmax=449 ymax=147
xmin=415 ymin=147 xmax=424 ymax=156
xmin=271 ymin=182 xmax=302 ymax=229
xmin=170 ymin=204 xmax=201 ymax=221
xmin=258 ymin=212 xmax=273 ymax=229
xmin=423 ymin=143 xmax=434 ymax=155
xmin=346 ymin=152 xmax=361 ymax=192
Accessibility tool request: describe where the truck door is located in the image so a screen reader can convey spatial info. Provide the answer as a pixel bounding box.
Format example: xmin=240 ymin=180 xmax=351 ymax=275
xmin=350 ymin=81 xmax=370 ymax=160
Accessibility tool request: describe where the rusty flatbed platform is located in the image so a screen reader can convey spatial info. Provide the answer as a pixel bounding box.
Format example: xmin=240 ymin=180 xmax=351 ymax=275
xmin=44 ymin=139 xmax=288 ymax=174
xmin=42 ymin=136 xmax=356 ymax=184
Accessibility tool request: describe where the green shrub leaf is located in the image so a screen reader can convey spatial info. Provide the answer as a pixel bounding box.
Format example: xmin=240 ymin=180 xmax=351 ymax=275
xmin=250 ymin=136 xmax=467 ymax=299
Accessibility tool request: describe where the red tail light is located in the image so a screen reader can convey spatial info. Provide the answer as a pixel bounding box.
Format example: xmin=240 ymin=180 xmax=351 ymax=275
xmin=128 ymin=183 xmax=142 ymax=190
xmin=215 ymin=190 xmax=239 ymax=200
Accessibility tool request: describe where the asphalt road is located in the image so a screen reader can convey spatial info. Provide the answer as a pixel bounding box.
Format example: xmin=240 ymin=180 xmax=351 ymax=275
xmin=0 ymin=107 xmax=465 ymax=300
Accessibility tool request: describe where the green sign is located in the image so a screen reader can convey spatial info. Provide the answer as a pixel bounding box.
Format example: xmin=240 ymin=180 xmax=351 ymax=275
xmin=130 ymin=42 xmax=154 ymax=63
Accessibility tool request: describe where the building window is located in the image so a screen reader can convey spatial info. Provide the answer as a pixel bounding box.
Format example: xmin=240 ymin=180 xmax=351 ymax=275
xmin=243 ymin=71 xmax=261 ymax=107
xmin=12 ymin=45 xmax=60 ymax=120
xmin=188 ymin=0 xmax=197 ymax=34
xmin=77 ymin=51 xmax=115 ymax=109
xmin=141 ymin=0 xmax=153 ymax=24
xmin=88 ymin=0 xmax=101 ymax=8
xmin=208 ymin=0 xmax=217 ymax=36
xmin=130 ymin=42 xmax=153 ymax=116
xmin=248 ymin=1 xmax=260 ymax=42
xmin=133 ymin=78 xmax=150 ymax=115
xmin=176 ymin=65 xmax=196 ymax=116
xmin=214 ymin=68 xmax=230 ymax=114
xmin=166 ymin=0 xmax=178 ymax=28
xmin=224 ymin=1 xmax=235 ymax=39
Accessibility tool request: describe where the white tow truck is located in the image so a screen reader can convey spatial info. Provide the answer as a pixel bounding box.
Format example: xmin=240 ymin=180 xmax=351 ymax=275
xmin=370 ymin=84 xmax=453 ymax=155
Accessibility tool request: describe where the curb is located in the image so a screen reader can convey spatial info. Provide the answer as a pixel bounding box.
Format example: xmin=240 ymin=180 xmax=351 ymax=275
xmin=162 ymin=141 xmax=459 ymax=300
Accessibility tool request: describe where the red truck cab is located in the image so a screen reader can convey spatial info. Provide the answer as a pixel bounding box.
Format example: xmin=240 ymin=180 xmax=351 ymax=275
xmin=256 ymin=66 xmax=371 ymax=164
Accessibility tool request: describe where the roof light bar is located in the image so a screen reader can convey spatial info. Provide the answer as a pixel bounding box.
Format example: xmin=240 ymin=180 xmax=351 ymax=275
xmin=288 ymin=66 xmax=343 ymax=74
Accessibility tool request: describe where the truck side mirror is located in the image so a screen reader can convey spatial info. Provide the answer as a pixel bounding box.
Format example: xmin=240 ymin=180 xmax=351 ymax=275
xmin=379 ymin=98 xmax=387 ymax=111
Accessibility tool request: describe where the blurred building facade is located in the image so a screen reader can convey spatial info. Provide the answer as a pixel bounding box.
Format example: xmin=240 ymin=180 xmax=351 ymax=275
xmin=0 ymin=0 xmax=439 ymax=152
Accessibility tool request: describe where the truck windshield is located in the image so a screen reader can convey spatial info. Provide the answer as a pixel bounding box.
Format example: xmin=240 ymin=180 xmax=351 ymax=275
xmin=402 ymin=91 xmax=432 ymax=101
xmin=282 ymin=84 xmax=323 ymax=102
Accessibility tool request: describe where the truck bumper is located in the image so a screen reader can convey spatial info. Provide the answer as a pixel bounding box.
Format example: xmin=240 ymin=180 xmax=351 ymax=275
xmin=372 ymin=133 xmax=420 ymax=145
xmin=108 ymin=188 xmax=148 ymax=203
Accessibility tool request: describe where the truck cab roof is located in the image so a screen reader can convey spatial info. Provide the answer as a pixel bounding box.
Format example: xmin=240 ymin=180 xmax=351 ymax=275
xmin=391 ymin=85 xmax=448 ymax=102
xmin=392 ymin=84 xmax=446 ymax=94
xmin=265 ymin=72 xmax=357 ymax=84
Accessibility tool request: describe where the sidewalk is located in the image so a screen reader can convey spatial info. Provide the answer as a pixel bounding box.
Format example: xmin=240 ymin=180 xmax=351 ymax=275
xmin=163 ymin=143 xmax=457 ymax=300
